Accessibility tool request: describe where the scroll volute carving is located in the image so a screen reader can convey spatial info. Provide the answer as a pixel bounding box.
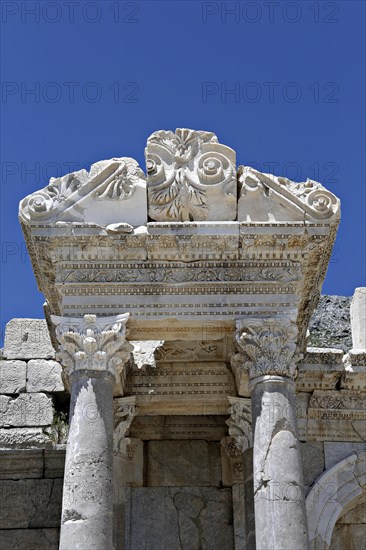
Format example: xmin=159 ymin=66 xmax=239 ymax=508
xmin=145 ymin=128 xmax=237 ymax=221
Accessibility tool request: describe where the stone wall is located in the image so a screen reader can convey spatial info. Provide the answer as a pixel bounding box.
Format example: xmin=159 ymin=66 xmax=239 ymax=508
xmin=0 ymin=294 xmax=365 ymax=549
xmin=0 ymin=319 xmax=67 ymax=548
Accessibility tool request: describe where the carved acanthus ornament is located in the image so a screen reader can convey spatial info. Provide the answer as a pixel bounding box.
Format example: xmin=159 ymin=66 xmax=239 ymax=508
xmin=51 ymin=313 xmax=132 ymax=380
xmin=113 ymin=397 xmax=137 ymax=453
xmin=145 ymin=128 xmax=237 ymax=221
xmin=226 ymin=398 xmax=252 ymax=452
xmin=236 ymin=319 xmax=300 ymax=380
xmin=19 ymin=157 xmax=147 ymax=226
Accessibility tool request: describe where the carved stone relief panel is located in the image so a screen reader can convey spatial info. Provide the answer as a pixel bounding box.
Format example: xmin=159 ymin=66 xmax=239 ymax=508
xmin=145 ymin=128 xmax=237 ymax=221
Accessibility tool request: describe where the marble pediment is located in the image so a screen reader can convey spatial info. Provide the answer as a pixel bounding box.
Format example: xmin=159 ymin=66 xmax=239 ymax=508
xmin=19 ymin=157 xmax=147 ymax=227
xmin=238 ymin=166 xmax=340 ymax=223
xmin=145 ymin=128 xmax=237 ymax=222
xmin=19 ymin=129 xmax=340 ymax=229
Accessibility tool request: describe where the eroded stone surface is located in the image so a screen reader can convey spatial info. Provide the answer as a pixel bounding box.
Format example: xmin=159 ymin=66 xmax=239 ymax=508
xmin=0 ymin=361 xmax=26 ymax=394
xmin=0 ymin=449 xmax=44 ymax=479
xmin=19 ymin=157 xmax=147 ymax=227
xmin=0 ymin=528 xmax=59 ymax=550
xmin=350 ymin=287 xmax=366 ymax=349
xmin=0 ymin=479 xmax=62 ymax=529
xmin=126 ymin=487 xmax=234 ymax=550
xmin=26 ymin=360 xmax=64 ymax=393
xmin=309 ymin=295 xmax=352 ymax=351
xmin=147 ymin=440 xmax=221 ymax=487
xmin=3 ymin=319 xmax=55 ymax=360
xmin=300 ymin=442 xmax=325 ymax=492
xmin=0 ymin=394 xmax=53 ymax=428
xmin=324 ymin=442 xmax=366 ymax=469
xmin=329 ymin=522 xmax=366 ymax=550
xmin=0 ymin=427 xmax=53 ymax=449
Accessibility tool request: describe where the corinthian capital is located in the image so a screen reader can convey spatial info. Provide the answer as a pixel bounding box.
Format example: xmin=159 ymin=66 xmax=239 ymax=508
xmin=235 ymin=319 xmax=300 ymax=380
xmin=51 ymin=313 xmax=132 ymax=380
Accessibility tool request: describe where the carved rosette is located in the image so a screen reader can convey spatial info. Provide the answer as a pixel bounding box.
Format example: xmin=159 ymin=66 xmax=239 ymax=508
xmin=51 ymin=313 xmax=132 ymax=381
xmin=236 ymin=319 xmax=301 ymax=380
xmin=226 ymin=399 xmax=252 ymax=452
xmin=145 ymin=128 xmax=237 ymax=221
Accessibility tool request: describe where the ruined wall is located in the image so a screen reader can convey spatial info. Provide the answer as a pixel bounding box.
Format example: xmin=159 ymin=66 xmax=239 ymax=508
xmin=0 ymin=294 xmax=365 ymax=550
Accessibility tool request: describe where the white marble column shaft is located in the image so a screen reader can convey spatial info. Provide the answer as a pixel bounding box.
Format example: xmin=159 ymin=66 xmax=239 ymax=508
xmin=236 ymin=319 xmax=309 ymax=550
xmin=51 ymin=314 xmax=131 ymax=550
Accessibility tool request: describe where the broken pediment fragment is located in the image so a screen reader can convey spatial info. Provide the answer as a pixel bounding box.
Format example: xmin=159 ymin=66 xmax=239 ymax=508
xmin=145 ymin=128 xmax=237 ymax=221
xmin=19 ymin=157 xmax=147 ymax=227
xmin=237 ymin=166 xmax=340 ymax=223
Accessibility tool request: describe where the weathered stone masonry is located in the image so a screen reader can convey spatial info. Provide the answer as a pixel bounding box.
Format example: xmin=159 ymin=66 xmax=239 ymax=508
xmin=0 ymin=128 xmax=365 ymax=549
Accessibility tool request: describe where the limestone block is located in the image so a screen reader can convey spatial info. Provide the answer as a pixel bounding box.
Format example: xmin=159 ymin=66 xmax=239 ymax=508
xmin=350 ymin=287 xmax=366 ymax=349
xmin=19 ymin=157 xmax=147 ymax=227
xmin=44 ymin=448 xmax=66 ymax=478
xmin=26 ymin=360 xmax=64 ymax=393
xmin=0 ymin=393 xmax=53 ymax=427
xmin=145 ymin=128 xmax=237 ymax=222
xmin=0 ymin=449 xmax=43 ymax=479
xmin=0 ymin=528 xmax=59 ymax=550
xmin=3 ymin=319 xmax=55 ymax=360
xmin=126 ymin=487 xmax=234 ymax=550
xmin=0 ymin=427 xmax=53 ymax=449
xmin=324 ymin=442 xmax=366 ymax=469
xmin=147 ymin=440 xmax=221 ymax=487
xmin=0 ymin=360 xmax=26 ymax=394
xmin=299 ymin=442 xmax=324 ymax=490
xmin=0 ymin=479 xmax=62 ymax=528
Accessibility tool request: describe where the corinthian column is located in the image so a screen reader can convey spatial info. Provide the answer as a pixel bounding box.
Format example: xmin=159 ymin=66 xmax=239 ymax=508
xmin=51 ymin=313 xmax=131 ymax=550
xmin=236 ymin=319 xmax=309 ymax=550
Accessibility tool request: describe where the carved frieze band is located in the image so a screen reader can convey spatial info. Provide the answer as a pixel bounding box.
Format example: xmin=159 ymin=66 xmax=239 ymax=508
xmin=235 ymin=318 xmax=300 ymax=380
xmin=226 ymin=397 xmax=252 ymax=452
xmin=51 ymin=313 xmax=132 ymax=380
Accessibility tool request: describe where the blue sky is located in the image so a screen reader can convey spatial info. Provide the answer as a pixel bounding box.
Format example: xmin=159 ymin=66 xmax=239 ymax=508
xmin=1 ymin=0 xmax=365 ymax=344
